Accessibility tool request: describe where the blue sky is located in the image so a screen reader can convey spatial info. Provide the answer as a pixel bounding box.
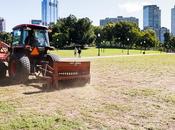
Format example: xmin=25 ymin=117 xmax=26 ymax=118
xmin=0 ymin=0 xmax=174 ymax=32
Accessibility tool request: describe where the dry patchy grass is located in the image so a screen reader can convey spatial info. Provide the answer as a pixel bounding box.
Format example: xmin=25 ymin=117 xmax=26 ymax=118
xmin=0 ymin=54 xmax=175 ymax=130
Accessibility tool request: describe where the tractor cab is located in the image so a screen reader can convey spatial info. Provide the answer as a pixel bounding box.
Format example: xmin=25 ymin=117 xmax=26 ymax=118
xmin=8 ymin=24 xmax=55 ymax=81
xmin=11 ymin=24 xmax=53 ymax=56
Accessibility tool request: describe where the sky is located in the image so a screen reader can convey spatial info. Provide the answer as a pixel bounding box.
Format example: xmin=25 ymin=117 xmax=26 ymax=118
xmin=0 ymin=0 xmax=175 ymax=32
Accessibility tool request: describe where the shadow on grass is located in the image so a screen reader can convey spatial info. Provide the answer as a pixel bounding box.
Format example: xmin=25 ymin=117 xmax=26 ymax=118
xmin=0 ymin=77 xmax=90 ymax=95
xmin=0 ymin=77 xmax=20 ymax=86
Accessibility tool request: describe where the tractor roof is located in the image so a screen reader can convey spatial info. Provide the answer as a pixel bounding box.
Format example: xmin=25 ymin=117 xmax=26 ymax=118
xmin=13 ymin=24 xmax=48 ymax=30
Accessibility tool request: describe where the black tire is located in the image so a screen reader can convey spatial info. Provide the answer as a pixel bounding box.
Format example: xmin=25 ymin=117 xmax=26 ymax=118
xmin=44 ymin=54 xmax=60 ymax=76
xmin=46 ymin=54 xmax=60 ymax=66
xmin=0 ymin=62 xmax=7 ymax=79
xmin=9 ymin=55 xmax=30 ymax=83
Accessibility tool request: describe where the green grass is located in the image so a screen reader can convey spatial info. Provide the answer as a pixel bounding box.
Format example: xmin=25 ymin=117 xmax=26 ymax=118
xmin=0 ymin=114 xmax=85 ymax=130
xmin=123 ymin=88 xmax=161 ymax=97
xmin=49 ymin=48 xmax=162 ymax=58
xmin=164 ymin=94 xmax=175 ymax=104
xmin=103 ymin=103 xmax=131 ymax=112
xmin=0 ymin=101 xmax=15 ymax=113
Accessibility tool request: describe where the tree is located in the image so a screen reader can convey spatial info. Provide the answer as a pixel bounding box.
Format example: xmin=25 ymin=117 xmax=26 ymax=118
xmin=168 ymin=36 xmax=175 ymax=52
xmin=135 ymin=30 xmax=144 ymax=50
xmin=50 ymin=15 xmax=95 ymax=48
xmin=52 ymin=32 xmax=68 ymax=48
xmin=72 ymin=17 xmax=95 ymax=47
xmin=49 ymin=15 xmax=77 ymax=48
xmin=103 ymin=23 xmax=115 ymax=46
xmin=141 ymin=29 xmax=158 ymax=53
xmin=113 ymin=22 xmax=140 ymax=54
xmin=126 ymin=24 xmax=141 ymax=54
xmin=0 ymin=32 xmax=12 ymax=44
xmin=93 ymin=26 xmax=103 ymax=47
xmin=163 ymin=32 xmax=171 ymax=52
xmin=113 ymin=22 xmax=124 ymax=48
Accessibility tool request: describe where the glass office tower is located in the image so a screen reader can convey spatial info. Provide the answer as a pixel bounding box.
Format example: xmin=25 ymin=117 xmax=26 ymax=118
xmin=143 ymin=5 xmax=161 ymax=39
xmin=42 ymin=0 xmax=58 ymax=26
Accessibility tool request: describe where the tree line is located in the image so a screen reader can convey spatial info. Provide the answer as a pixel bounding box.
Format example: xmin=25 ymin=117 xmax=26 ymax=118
xmin=1 ymin=15 xmax=175 ymax=52
xmin=49 ymin=15 xmax=159 ymax=52
xmin=162 ymin=32 xmax=175 ymax=52
xmin=93 ymin=22 xmax=158 ymax=52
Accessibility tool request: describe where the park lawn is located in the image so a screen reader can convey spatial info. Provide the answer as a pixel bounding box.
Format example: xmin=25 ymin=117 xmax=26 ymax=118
xmin=0 ymin=54 xmax=175 ymax=129
xmin=49 ymin=47 xmax=162 ymax=58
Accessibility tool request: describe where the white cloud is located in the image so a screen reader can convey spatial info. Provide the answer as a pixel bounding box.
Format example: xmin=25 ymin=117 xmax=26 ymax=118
xmin=118 ymin=1 xmax=154 ymax=13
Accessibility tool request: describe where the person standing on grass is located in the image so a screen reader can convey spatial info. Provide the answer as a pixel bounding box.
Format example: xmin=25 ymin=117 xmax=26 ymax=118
xmin=78 ymin=47 xmax=82 ymax=58
xmin=74 ymin=47 xmax=77 ymax=57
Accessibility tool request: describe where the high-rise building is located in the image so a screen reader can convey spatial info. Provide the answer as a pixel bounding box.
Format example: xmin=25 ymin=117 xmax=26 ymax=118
xmin=100 ymin=16 xmax=139 ymax=26
xmin=42 ymin=0 xmax=58 ymax=26
xmin=171 ymin=6 xmax=175 ymax=35
xmin=143 ymin=5 xmax=161 ymax=39
xmin=0 ymin=17 xmax=5 ymax=32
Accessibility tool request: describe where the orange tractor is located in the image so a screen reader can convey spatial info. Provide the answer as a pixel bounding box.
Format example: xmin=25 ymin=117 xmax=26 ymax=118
xmin=0 ymin=24 xmax=90 ymax=87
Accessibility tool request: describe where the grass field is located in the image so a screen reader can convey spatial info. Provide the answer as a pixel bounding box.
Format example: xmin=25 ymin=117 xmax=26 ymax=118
xmin=0 ymin=54 xmax=175 ymax=129
xmin=50 ymin=48 xmax=162 ymax=57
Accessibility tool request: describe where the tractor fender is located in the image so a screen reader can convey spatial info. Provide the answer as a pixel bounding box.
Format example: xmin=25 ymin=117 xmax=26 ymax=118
xmin=10 ymin=53 xmax=27 ymax=59
xmin=45 ymin=54 xmax=60 ymax=67
xmin=45 ymin=54 xmax=60 ymax=62
xmin=42 ymin=54 xmax=60 ymax=76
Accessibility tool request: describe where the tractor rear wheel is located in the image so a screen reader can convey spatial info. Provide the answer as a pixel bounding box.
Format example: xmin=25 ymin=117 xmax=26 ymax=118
xmin=9 ymin=55 xmax=30 ymax=83
xmin=46 ymin=54 xmax=60 ymax=66
xmin=42 ymin=54 xmax=60 ymax=76
xmin=0 ymin=62 xmax=7 ymax=79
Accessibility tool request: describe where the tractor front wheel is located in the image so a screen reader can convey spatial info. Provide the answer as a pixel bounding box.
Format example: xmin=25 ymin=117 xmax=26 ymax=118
xmin=9 ymin=56 xmax=30 ymax=83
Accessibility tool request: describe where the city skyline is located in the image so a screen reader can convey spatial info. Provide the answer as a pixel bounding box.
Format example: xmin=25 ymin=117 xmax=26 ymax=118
xmin=0 ymin=0 xmax=174 ymax=32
